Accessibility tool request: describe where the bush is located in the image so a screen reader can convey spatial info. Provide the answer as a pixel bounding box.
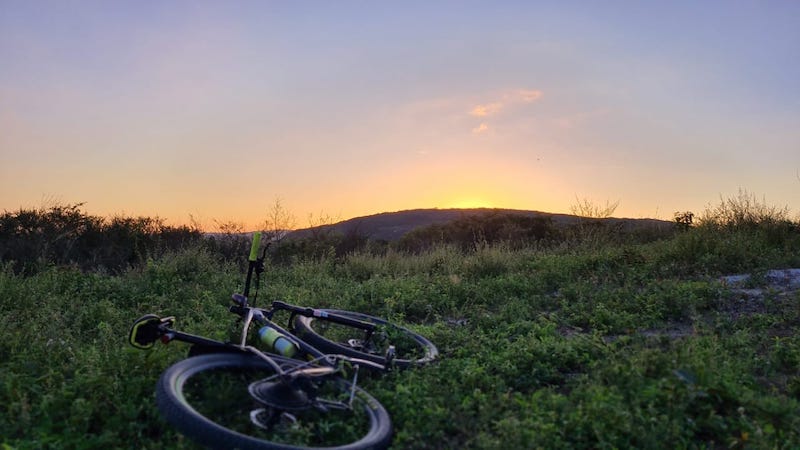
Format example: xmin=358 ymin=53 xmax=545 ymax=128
xmin=0 ymin=203 xmax=202 ymax=274
xmin=655 ymin=194 xmax=800 ymax=276
xmin=699 ymin=189 xmax=792 ymax=230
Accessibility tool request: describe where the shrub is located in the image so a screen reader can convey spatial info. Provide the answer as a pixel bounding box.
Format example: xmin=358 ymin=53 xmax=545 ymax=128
xmin=0 ymin=203 xmax=202 ymax=274
xmin=699 ymin=189 xmax=792 ymax=230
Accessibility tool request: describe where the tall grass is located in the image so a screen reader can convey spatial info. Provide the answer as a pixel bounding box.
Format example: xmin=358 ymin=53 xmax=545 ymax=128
xmin=699 ymin=189 xmax=792 ymax=230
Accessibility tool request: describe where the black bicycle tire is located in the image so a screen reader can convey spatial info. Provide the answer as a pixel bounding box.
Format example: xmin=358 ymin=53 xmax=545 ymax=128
xmin=293 ymin=310 xmax=438 ymax=369
xmin=156 ymin=353 xmax=392 ymax=450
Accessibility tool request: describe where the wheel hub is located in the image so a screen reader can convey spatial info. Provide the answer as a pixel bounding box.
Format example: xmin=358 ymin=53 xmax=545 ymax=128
xmin=248 ymin=380 xmax=311 ymax=410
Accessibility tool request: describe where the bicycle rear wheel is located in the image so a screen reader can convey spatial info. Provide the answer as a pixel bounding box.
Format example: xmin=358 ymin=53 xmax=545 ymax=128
xmin=156 ymin=353 xmax=392 ymax=450
xmin=293 ymin=310 xmax=438 ymax=369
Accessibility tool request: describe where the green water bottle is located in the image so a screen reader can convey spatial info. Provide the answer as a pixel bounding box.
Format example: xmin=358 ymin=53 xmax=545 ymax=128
xmin=258 ymin=325 xmax=298 ymax=358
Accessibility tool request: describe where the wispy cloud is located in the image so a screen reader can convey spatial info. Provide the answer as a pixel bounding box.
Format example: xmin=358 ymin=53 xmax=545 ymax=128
xmin=469 ymin=89 xmax=543 ymax=116
xmin=470 ymin=102 xmax=504 ymax=117
xmin=472 ymin=123 xmax=489 ymax=134
xmin=393 ymin=88 xmax=543 ymax=143
xmin=468 ymin=88 xmax=543 ymax=135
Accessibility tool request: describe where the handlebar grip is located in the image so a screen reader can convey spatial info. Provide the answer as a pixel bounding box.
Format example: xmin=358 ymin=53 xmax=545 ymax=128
xmin=249 ymin=231 xmax=262 ymax=262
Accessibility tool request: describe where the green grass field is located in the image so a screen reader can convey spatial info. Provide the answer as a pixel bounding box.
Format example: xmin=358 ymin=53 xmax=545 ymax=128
xmin=2 ymin=205 xmax=800 ymax=449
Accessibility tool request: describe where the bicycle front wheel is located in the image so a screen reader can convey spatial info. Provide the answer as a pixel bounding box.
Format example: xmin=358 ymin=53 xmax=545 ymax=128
xmin=293 ymin=310 xmax=438 ymax=369
xmin=156 ymin=353 xmax=392 ymax=450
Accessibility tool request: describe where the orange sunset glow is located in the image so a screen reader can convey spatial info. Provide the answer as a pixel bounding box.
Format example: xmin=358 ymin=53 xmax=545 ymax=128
xmin=1 ymin=2 xmax=798 ymax=229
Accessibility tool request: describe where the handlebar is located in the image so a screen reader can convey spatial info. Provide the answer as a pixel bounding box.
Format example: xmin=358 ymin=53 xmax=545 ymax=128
xmin=271 ymin=300 xmax=315 ymax=316
xmin=271 ymin=301 xmax=377 ymax=331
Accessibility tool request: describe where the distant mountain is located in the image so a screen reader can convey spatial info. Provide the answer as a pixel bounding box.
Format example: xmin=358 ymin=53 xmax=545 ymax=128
xmin=286 ymin=208 xmax=673 ymax=242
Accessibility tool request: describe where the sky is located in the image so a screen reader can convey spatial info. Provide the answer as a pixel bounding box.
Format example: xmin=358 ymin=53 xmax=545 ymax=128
xmin=1 ymin=1 xmax=799 ymax=230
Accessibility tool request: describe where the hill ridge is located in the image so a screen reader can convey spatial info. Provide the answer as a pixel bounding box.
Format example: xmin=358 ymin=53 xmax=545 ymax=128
xmin=287 ymin=208 xmax=673 ymax=242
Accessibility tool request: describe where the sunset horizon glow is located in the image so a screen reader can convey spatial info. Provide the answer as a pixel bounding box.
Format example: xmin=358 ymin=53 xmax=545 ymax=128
xmin=2 ymin=2 xmax=798 ymax=231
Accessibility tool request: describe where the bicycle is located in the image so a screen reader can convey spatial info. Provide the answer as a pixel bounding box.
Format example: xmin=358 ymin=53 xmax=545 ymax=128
xmin=129 ymin=232 xmax=438 ymax=450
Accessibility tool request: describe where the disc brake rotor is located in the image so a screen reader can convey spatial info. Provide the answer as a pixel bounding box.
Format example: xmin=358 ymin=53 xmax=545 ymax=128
xmin=249 ymin=380 xmax=312 ymax=411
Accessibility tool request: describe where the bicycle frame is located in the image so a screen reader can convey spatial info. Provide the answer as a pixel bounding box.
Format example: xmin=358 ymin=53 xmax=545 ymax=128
xmin=133 ymin=298 xmax=385 ymax=370
xmin=129 ymin=232 xmax=386 ymax=385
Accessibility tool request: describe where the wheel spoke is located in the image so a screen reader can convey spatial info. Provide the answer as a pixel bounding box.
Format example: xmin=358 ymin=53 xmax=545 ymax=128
xmin=313 ymin=398 xmax=351 ymax=412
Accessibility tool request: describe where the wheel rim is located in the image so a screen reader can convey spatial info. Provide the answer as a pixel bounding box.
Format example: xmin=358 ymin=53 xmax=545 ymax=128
xmin=297 ymin=310 xmax=438 ymax=367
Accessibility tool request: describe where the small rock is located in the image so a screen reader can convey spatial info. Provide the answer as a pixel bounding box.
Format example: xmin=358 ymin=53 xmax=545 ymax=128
xmin=445 ymin=317 xmax=468 ymax=326
xmin=720 ymin=274 xmax=751 ymax=287
xmin=764 ymin=269 xmax=800 ymax=288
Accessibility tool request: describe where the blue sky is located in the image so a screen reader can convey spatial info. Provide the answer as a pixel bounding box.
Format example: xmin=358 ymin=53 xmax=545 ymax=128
xmin=1 ymin=1 xmax=798 ymax=228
